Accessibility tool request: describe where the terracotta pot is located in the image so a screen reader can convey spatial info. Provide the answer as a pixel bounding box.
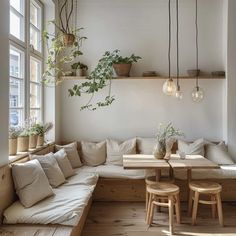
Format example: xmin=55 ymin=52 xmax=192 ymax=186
xmin=17 ymin=136 xmax=29 ymax=152
xmin=37 ymin=135 xmax=44 ymax=147
xmin=29 ymin=135 xmax=38 ymax=149
xmin=113 ymin=63 xmax=132 ymax=77
xmin=9 ymin=138 xmax=17 ymax=156
xmin=63 ymin=34 xmax=75 ymax=46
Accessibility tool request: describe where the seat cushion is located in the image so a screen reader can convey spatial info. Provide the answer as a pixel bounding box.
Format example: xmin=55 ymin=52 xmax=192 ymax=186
xmin=11 ymin=159 xmax=54 ymax=208
xmin=205 ymin=142 xmax=234 ymax=165
xmin=30 ymin=153 xmax=66 ymax=187
xmin=81 ymin=141 xmax=106 ymax=166
xmin=137 ymin=137 xmax=156 ymax=154
xmin=55 ymin=142 xmax=82 ymax=168
xmin=106 ymin=138 xmax=136 ymax=166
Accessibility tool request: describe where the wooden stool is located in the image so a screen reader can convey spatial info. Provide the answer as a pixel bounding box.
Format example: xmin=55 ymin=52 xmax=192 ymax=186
xmin=188 ymin=181 xmax=224 ymax=226
xmin=146 ymin=182 xmax=181 ymax=235
xmin=145 ymin=176 xmax=174 ymax=212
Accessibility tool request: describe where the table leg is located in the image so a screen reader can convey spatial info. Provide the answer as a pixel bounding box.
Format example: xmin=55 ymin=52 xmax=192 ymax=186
xmin=187 ymin=169 xmax=192 ymax=215
xmin=155 ymin=169 xmax=161 ymax=181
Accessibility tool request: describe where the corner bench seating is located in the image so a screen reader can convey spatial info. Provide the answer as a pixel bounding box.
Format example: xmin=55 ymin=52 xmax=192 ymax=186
xmin=1 ymin=141 xmax=236 ymax=236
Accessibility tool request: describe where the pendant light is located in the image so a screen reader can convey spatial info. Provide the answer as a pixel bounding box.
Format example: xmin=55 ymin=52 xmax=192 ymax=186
xmin=163 ymin=0 xmax=176 ymax=96
xmin=175 ymin=0 xmax=183 ymax=100
xmin=191 ymin=0 xmax=204 ymax=102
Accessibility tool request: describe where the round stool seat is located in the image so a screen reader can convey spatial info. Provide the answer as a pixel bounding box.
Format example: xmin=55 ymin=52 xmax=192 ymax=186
xmin=147 ymin=182 xmax=179 ymax=196
xmin=189 ymin=181 xmax=222 ymax=194
xmin=145 ymin=176 xmax=174 ymax=185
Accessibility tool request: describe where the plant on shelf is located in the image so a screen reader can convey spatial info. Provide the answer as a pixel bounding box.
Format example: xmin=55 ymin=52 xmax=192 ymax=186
xmin=71 ymin=62 xmax=88 ymax=76
xmin=68 ymin=49 xmax=141 ymax=111
xmin=153 ymin=123 xmax=184 ymax=159
xmin=17 ymin=125 xmax=31 ymax=153
xmin=9 ymin=126 xmax=22 ymax=156
xmin=33 ymin=122 xmax=53 ymax=147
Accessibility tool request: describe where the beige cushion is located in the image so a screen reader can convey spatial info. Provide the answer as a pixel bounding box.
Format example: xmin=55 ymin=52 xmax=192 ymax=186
xmin=55 ymin=142 xmax=82 ymax=168
xmin=106 ymin=138 xmax=136 ymax=166
xmin=81 ymin=141 xmax=106 ymax=166
xmin=205 ymin=142 xmax=234 ymax=165
xmin=11 ymin=159 xmax=54 ymax=208
xmin=30 ymin=153 xmax=66 ymax=187
xmin=137 ymin=137 xmax=156 ymax=154
xmin=53 ymin=149 xmax=75 ymax=178
xmin=178 ymin=138 xmax=205 ymax=156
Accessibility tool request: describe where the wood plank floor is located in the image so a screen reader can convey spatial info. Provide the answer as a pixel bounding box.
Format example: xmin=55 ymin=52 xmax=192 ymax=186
xmin=82 ymin=202 xmax=236 ymax=236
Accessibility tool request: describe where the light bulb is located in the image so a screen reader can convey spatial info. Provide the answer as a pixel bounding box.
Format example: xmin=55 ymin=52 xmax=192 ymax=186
xmin=163 ymin=79 xmax=177 ymax=96
xmin=175 ymin=85 xmax=183 ymax=100
xmin=192 ymin=86 xmax=204 ymax=102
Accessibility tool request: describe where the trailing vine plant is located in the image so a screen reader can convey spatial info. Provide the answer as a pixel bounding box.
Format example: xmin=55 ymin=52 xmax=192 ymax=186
xmin=68 ymin=50 xmax=141 ymax=111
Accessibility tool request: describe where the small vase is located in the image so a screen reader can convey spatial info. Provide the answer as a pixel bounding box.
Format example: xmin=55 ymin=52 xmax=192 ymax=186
xmin=29 ymin=135 xmax=38 ymax=149
xmin=153 ymin=142 xmax=166 ymax=159
xmin=9 ymin=138 xmax=17 ymax=155
xmin=37 ymin=135 xmax=44 ymax=147
xmin=17 ymin=136 xmax=29 ymax=152
xmin=76 ymin=68 xmax=84 ymax=76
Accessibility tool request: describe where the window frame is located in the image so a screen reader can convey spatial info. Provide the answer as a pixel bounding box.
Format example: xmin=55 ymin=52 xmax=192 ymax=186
xmin=9 ymin=0 xmax=44 ymax=126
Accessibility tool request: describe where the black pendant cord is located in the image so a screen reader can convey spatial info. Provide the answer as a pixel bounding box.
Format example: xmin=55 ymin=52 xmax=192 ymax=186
xmin=195 ymin=0 xmax=199 ymax=89
xmin=176 ymin=0 xmax=179 ymax=88
xmin=168 ymin=0 xmax=171 ymax=79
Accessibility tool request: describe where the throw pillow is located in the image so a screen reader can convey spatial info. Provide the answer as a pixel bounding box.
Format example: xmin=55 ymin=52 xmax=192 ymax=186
xmin=12 ymin=159 xmax=54 ymax=208
xmin=137 ymin=137 xmax=156 ymax=154
xmin=55 ymin=142 xmax=82 ymax=168
xmin=106 ymin=138 xmax=136 ymax=166
xmin=178 ymin=138 xmax=205 ymax=156
xmin=81 ymin=141 xmax=106 ymax=166
xmin=30 ymin=153 xmax=66 ymax=187
xmin=205 ymin=142 xmax=234 ymax=165
xmin=53 ymin=149 xmax=75 ymax=178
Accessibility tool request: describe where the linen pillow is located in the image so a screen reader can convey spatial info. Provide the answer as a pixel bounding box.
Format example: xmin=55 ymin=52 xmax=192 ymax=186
xmin=205 ymin=142 xmax=234 ymax=165
xmin=12 ymin=159 xmax=54 ymax=208
xmin=81 ymin=141 xmax=106 ymax=166
xmin=106 ymin=138 xmax=136 ymax=166
xmin=55 ymin=142 xmax=82 ymax=168
xmin=30 ymin=153 xmax=66 ymax=187
xmin=53 ymin=149 xmax=75 ymax=178
xmin=137 ymin=137 xmax=156 ymax=154
xmin=178 ymin=138 xmax=205 ymax=156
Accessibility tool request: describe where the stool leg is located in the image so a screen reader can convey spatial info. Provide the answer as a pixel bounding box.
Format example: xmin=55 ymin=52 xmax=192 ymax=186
xmin=146 ymin=190 xmax=149 ymax=211
xmin=216 ymin=192 xmax=224 ymax=227
xmin=188 ymin=189 xmax=193 ymax=216
xmin=148 ymin=199 xmax=155 ymax=226
xmin=147 ymin=193 xmax=153 ymax=224
xmin=175 ymin=193 xmax=181 ymax=224
xmin=211 ymin=195 xmax=216 ymax=219
xmin=168 ymin=196 xmax=174 ymax=235
xmin=192 ymin=191 xmax=199 ymax=226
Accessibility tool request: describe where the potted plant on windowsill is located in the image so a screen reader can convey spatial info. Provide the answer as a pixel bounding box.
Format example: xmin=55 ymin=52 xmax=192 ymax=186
xmin=34 ymin=122 xmax=53 ymax=147
xmin=17 ymin=128 xmax=30 ymax=153
xmin=71 ymin=62 xmax=88 ymax=76
xmin=9 ymin=127 xmax=21 ymax=156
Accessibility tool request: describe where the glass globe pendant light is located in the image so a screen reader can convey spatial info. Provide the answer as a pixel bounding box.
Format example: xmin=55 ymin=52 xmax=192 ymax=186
xmin=163 ymin=0 xmax=176 ymax=96
xmin=191 ymin=0 xmax=204 ymax=102
xmin=174 ymin=0 xmax=183 ymax=100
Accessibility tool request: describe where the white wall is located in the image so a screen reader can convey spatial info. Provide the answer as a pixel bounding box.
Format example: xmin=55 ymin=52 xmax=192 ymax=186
xmin=0 ymin=0 xmax=9 ymax=166
xmin=226 ymin=0 xmax=236 ymax=161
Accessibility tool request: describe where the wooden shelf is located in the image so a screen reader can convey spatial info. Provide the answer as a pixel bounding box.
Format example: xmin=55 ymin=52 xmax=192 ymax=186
xmin=61 ymin=75 xmax=225 ymax=80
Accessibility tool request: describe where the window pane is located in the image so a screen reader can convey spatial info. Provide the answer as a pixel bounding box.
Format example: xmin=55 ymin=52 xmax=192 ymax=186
xmin=10 ymin=0 xmax=24 ymax=13
xmin=30 ymin=26 xmax=40 ymax=51
xmin=10 ymin=47 xmax=24 ymax=78
xmin=10 ymin=78 xmax=23 ymax=108
xmin=10 ymin=11 xmax=24 ymax=40
xmin=30 ymin=109 xmax=41 ymax=122
xmin=30 ymin=83 xmax=40 ymax=108
xmin=30 ymin=2 xmax=39 ymax=28
xmin=10 ymin=109 xmax=23 ymax=126
xmin=30 ymin=57 xmax=40 ymax=82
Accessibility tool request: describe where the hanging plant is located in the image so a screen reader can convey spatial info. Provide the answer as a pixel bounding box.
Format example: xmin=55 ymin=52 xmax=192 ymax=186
xmin=68 ymin=50 xmax=141 ymax=111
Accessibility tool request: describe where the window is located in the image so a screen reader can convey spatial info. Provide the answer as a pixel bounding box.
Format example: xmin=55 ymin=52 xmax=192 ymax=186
xmin=9 ymin=0 xmax=44 ymax=126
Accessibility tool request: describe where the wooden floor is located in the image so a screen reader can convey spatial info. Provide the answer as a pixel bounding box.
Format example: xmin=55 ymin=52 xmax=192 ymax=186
xmin=82 ymin=202 xmax=236 ymax=236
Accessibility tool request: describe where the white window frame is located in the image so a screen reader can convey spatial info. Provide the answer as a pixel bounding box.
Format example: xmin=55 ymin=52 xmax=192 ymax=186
xmin=9 ymin=0 xmax=44 ymax=125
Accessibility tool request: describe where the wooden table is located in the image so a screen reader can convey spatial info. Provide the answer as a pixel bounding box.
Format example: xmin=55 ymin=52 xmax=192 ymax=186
xmin=123 ymin=154 xmax=170 ymax=181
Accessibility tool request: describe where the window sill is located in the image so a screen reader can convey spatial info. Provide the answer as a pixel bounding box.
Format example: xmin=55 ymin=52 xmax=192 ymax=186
xmin=9 ymin=141 xmax=55 ymax=164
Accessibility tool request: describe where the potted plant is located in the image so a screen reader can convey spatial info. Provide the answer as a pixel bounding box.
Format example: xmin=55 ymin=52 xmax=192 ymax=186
xmin=9 ymin=127 xmax=21 ymax=155
xmin=29 ymin=123 xmax=39 ymax=149
xmin=71 ymin=62 xmax=88 ymax=76
xmin=17 ymin=128 xmax=30 ymax=153
xmin=34 ymin=122 xmax=53 ymax=147
xmin=68 ymin=50 xmax=141 ymax=111
xmin=153 ymin=123 xmax=184 ymax=159
xmin=112 ymin=53 xmax=141 ymax=77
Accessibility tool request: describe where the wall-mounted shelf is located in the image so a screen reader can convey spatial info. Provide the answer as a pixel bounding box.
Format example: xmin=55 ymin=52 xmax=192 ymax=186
xmin=61 ymin=76 xmax=225 ymax=80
